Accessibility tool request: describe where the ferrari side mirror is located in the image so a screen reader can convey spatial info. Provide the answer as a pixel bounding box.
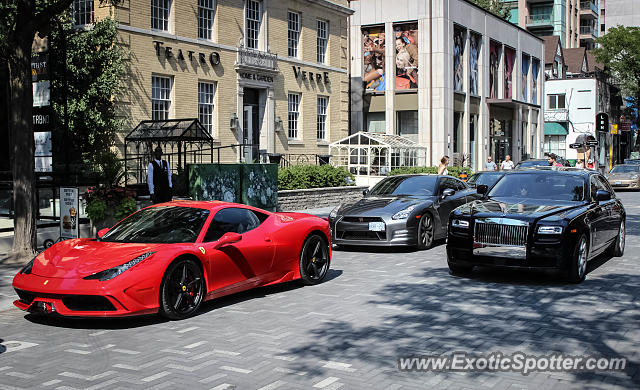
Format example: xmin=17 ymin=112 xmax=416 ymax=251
xmin=97 ymin=228 xmax=110 ymax=238
xmin=213 ymin=232 xmax=243 ymax=250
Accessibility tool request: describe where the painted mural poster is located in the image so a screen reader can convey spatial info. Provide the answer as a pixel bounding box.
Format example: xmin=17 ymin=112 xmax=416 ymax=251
xmin=532 ymin=58 xmax=540 ymax=104
xmin=489 ymin=40 xmax=500 ymax=99
xmin=504 ymin=46 xmax=516 ymax=99
xmin=394 ymin=23 xmax=418 ymax=90
xmin=469 ymin=32 xmax=481 ymax=95
xmin=522 ymin=54 xmax=530 ymax=102
xmin=453 ymin=25 xmax=466 ymax=92
xmin=363 ymin=26 xmax=386 ymax=92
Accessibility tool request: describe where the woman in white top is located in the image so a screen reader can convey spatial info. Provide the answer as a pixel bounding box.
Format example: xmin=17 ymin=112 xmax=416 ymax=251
xmin=438 ymin=156 xmax=450 ymax=175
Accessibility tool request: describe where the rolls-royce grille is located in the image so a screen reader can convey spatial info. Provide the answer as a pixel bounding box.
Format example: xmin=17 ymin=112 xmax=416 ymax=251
xmin=474 ymin=223 xmax=528 ymax=246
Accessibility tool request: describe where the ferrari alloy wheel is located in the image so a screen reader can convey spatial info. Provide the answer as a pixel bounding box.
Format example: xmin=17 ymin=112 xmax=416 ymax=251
xmin=160 ymin=259 xmax=205 ymax=320
xmin=417 ymin=213 xmax=434 ymax=250
xmin=299 ymin=234 xmax=330 ymax=285
xmin=568 ymin=234 xmax=588 ymax=284
xmin=609 ymin=220 xmax=625 ymax=257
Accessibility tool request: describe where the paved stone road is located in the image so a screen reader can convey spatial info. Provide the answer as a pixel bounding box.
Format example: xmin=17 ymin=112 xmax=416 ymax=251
xmin=1 ymin=193 xmax=639 ymax=389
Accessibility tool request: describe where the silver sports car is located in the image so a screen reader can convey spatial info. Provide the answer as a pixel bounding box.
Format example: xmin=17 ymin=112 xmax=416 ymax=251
xmin=329 ymin=174 xmax=480 ymax=249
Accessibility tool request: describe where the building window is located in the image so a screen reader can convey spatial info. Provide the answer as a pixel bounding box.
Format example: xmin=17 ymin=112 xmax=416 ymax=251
xmin=396 ymin=111 xmax=418 ymax=143
xmin=317 ymin=96 xmax=328 ymax=140
xmin=317 ymin=20 xmax=328 ymax=64
xmin=198 ymin=82 xmax=215 ymax=135
xmin=288 ymin=11 xmax=300 ymax=57
xmin=73 ymin=0 xmax=94 ymax=26
xmin=288 ymin=93 xmax=300 ymax=139
xmin=151 ymin=0 xmax=171 ymax=31
xmin=198 ymin=0 xmax=215 ymax=40
xmin=544 ymin=135 xmax=566 ymax=158
xmin=548 ymin=94 xmax=566 ymax=109
xmin=246 ymin=0 xmax=262 ymax=49
xmin=152 ymin=76 xmax=172 ymax=120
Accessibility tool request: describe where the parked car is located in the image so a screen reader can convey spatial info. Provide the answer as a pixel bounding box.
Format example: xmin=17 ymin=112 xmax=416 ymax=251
xmin=623 ymin=159 xmax=640 ymax=165
xmin=446 ymin=169 xmax=625 ymax=283
xmin=329 ymin=175 xmax=479 ymax=249
xmin=515 ymin=159 xmax=549 ymax=169
xmin=13 ymin=201 xmax=331 ymax=319
xmin=605 ymin=164 xmax=640 ymax=190
xmin=466 ymin=171 xmax=506 ymax=189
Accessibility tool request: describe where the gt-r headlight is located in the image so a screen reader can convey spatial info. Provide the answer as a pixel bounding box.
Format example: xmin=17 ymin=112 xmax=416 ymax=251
xmin=392 ymin=205 xmax=416 ymax=220
xmin=451 ymin=219 xmax=470 ymax=228
xmin=537 ymin=226 xmax=563 ymax=235
xmin=631 ymin=175 xmax=639 ymax=180
xmin=329 ymin=205 xmax=341 ymax=219
xmin=20 ymin=257 xmax=36 ymax=275
xmin=83 ymin=252 xmax=155 ymax=281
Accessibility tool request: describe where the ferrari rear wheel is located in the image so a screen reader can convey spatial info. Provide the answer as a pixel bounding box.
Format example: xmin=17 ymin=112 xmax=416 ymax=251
xmin=160 ymin=259 xmax=205 ymax=320
xmin=299 ymin=234 xmax=330 ymax=285
xmin=417 ymin=213 xmax=434 ymax=250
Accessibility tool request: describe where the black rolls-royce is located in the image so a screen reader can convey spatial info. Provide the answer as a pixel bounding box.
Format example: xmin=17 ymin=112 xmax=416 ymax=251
xmin=446 ymin=169 xmax=626 ymax=283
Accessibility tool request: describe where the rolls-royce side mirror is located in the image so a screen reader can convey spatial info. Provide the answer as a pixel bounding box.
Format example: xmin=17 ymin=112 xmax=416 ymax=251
xmin=595 ymin=189 xmax=611 ymax=202
xmin=362 ymin=189 xmax=369 ymax=196
xmin=442 ymin=188 xmax=455 ymax=198
xmin=477 ymin=184 xmax=489 ymax=195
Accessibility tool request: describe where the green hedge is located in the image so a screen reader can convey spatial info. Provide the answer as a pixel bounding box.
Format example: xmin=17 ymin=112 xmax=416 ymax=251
xmin=389 ymin=166 xmax=474 ymax=178
xmin=278 ymin=165 xmax=355 ymax=190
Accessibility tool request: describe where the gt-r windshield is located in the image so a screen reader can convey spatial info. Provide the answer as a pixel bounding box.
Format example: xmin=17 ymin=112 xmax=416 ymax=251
xmin=368 ymin=176 xmax=437 ymax=197
xmin=467 ymin=172 xmax=504 ymax=187
xmin=101 ymin=206 xmax=210 ymax=243
xmin=488 ymin=173 xmax=586 ymax=202
xmin=610 ymin=165 xmax=640 ymax=173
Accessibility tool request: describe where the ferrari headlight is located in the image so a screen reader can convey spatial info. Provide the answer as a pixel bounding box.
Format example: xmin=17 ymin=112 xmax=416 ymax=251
xmin=452 ymin=219 xmax=470 ymax=228
xmin=537 ymin=226 xmax=563 ymax=235
xmin=329 ymin=205 xmax=341 ymax=219
xmin=84 ymin=252 xmax=155 ymax=281
xmin=20 ymin=257 xmax=36 ymax=275
xmin=392 ymin=205 xmax=416 ymax=220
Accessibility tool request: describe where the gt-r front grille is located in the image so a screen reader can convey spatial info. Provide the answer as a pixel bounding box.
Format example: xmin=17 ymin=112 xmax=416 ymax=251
xmin=474 ymin=222 xmax=528 ymax=246
xmin=339 ymin=231 xmax=387 ymax=240
xmin=341 ymin=216 xmax=384 ymax=223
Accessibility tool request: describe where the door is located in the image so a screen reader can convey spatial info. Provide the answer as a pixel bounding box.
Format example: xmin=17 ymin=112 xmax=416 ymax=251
xmin=243 ymin=106 xmax=253 ymax=162
xmin=588 ymin=176 xmax=610 ymax=251
xmin=436 ymin=178 xmax=468 ymax=229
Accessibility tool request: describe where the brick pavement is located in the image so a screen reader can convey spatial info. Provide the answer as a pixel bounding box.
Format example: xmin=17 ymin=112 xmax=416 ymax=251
xmin=0 ymin=193 xmax=639 ymax=389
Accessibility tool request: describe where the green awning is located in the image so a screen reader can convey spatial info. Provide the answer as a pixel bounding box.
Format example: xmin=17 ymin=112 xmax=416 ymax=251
xmin=544 ymin=122 xmax=568 ymax=135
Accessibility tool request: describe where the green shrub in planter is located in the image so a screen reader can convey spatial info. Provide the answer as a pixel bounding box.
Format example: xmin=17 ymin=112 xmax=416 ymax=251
xmin=115 ymin=197 xmax=138 ymax=219
xmin=278 ymin=165 xmax=355 ymax=190
xmin=86 ymin=198 xmax=108 ymax=222
xmin=389 ymin=166 xmax=473 ymax=178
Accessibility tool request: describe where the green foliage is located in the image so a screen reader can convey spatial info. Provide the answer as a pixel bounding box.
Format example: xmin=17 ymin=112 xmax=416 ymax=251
xmin=85 ymin=198 xmax=107 ymax=222
xmin=389 ymin=166 xmax=474 ymax=178
xmin=115 ymin=197 xmax=137 ymax=220
xmin=84 ymin=186 xmax=136 ymax=222
xmin=278 ymin=165 xmax=355 ymax=190
xmin=469 ymin=0 xmax=511 ymax=20
xmin=92 ymin=150 xmax=126 ymax=187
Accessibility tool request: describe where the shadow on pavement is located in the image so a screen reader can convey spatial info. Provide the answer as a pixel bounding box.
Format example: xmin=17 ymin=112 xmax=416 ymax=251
xmin=335 ymin=239 xmax=446 ymax=254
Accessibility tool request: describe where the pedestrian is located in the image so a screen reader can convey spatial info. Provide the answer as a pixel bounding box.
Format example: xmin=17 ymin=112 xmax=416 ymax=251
xmin=547 ymin=153 xmax=563 ymax=167
xmin=575 ymin=160 xmax=585 ymax=169
xmin=587 ymin=158 xmax=595 ymax=170
xmin=485 ymin=156 xmax=497 ymax=171
xmin=501 ymin=155 xmax=515 ymax=170
xmin=438 ymin=155 xmax=449 ymax=175
xmin=148 ymin=146 xmax=173 ymax=204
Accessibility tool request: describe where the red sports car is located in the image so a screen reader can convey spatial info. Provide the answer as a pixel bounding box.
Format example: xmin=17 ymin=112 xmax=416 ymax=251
xmin=13 ymin=201 xmax=331 ymax=319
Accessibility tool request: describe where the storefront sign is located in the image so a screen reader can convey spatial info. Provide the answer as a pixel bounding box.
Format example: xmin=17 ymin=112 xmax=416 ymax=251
xmin=293 ymin=66 xmax=329 ymax=84
xmin=596 ymin=112 xmax=609 ymax=132
xmin=610 ymin=124 xmax=619 ymax=135
xmin=153 ymin=41 xmax=220 ymax=66
xmin=239 ymin=72 xmax=274 ymax=83
xmin=32 ymin=106 xmax=51 ymax=132
xmin=60 ymin=187 xmax=79 ymax=239
xmin=31 ymin=52 xmax=49 ymax=82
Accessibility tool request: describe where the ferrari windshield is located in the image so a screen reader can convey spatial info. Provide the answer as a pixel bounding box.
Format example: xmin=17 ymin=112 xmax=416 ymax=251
xmin=611 ymin=165 xmax=640 ymax=173
xmin=101 ymin=206 xmax=210 ymax=243
xmin=488 ymin=173 xmax=586 ymax=202
xmin=368 ymin=175 xmax=437 ymax=196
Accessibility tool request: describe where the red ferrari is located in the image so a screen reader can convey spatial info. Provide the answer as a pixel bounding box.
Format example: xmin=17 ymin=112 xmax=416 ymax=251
xmin=12 ymin=201 xmax=331 ymax=319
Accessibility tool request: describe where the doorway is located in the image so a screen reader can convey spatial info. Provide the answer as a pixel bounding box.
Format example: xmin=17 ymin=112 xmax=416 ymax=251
xmin=243 ymin=88 xmax=261 ymax=162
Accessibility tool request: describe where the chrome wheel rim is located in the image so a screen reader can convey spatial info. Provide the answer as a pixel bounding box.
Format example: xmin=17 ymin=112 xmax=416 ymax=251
xmin=619 ymin=221 xmax=625 ymax=252
xmin=577 ymin=238 xmax=588 ymax=278
xmin=419 ymin=215 xmax=433 ymax=247
xmin=168 ymin=261 xmax=203 ymax=315
xmin=303 ymin=237 xmax=329 ymax=281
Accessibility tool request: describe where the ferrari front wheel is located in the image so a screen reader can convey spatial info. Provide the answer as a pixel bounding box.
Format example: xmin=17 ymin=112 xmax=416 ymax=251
xmin=160 ymin=258 xmax=205 ymax=320
xmin=299 ymin=234 xmax=330 ymax=285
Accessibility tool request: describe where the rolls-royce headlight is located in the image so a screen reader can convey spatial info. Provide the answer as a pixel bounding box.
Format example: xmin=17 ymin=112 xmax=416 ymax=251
xmin=537 ymin=226 xmax=563 ymax=234
xmin=452 ymin=219 xmax=470 ymax=228
xmin=83 ymin=252 xmax=155 ymax=281
xmin=392 ymin=205 xmax=416 ymax=220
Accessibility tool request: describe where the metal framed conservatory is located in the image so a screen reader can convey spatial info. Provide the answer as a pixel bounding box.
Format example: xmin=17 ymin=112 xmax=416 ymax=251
xmin=329 ymin=132 xmax=428 ymax=176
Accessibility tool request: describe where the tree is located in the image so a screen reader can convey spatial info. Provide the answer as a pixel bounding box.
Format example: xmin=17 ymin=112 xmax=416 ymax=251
xmin=470 ymin=0 xmax=511 ymax=20
xmin=594 ymin=26 xmax=640 ymax=148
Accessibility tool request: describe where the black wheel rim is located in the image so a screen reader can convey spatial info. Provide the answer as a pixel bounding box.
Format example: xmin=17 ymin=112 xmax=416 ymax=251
xmin=302 ymin=237 xmax=329 ymax=281
xmin=167 ymin=261 xmax=203 ymax=315
xmin=419 ymin=215 xmax=434 ymax=247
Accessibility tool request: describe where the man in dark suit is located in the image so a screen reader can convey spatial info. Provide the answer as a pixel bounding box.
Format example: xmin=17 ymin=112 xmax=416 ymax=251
xmin=147 ymin=146 xmax=172 ymax=204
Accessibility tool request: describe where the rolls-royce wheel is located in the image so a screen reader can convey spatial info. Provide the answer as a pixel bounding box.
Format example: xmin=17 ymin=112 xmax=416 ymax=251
xmin=417 ymin=213 xmax=435 ymax=250
xmin=608 ymin=220 xmax=625 ymax=257
xmin=568 ymin=234 xmax=588 ymax=283
xmin=299 ymin=234 xmax=330 ymax=285
xmin=160 ymin=258 xmax=205 ymax=320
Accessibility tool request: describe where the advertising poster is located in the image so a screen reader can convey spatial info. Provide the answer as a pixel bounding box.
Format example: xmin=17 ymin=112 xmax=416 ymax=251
xmin=32 ymin=81 xmax=50 ymax=107
xmin=489 ymin=41 xmax=500 ymax=99
xmin=34 ymin=131 xmax=53 ymax=172
xmin=522 ymin=54 xmax=530 ymax=102
xmin=532 ymin=58 xmax=540 ymax=104
xmin=394 ymin=23 xmax=418 ymax=90
xmin=504 ymin=46 xmax=516 ymax=99
xmin=453 ymin=26 xmax=466 ymax=92
xmin=60 ymin=187 xmax=79 ymax=239
xmin=363 ymin=26 xmax=386 ymax=92
xmin=469 ymin=33 xmax=481 ymax=96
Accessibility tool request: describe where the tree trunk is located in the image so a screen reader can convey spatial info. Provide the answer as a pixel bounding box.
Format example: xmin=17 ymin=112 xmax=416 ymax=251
xmin=8 ymin=37 xmax=37 ymax=259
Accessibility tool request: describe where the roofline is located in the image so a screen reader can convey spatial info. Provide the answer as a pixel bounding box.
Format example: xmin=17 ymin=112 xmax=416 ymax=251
xmin=461 ymin=0 xmax=544 ymax=43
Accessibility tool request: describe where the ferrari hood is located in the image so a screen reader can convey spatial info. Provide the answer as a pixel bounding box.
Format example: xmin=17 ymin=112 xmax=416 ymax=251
xmin=338 ymin=196 xmax=432 ymax=217
xmin=31 ymin=238 xmax=166 ymax=279
xmin=456 ymin=197 xmax=582 ymax=222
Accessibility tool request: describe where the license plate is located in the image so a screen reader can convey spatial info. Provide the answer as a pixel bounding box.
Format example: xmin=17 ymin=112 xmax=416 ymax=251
xmin=368 ymin=222 xmax=385 ymax=231
xmin=615 ymin=181 xmax=622 ymax=185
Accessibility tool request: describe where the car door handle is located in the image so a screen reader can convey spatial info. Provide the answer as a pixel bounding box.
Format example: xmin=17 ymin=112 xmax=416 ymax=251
xmin=264 ymin=235 xmax=271 ymax=242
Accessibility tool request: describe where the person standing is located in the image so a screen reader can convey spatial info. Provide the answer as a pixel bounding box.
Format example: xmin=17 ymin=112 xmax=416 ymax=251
xmin=438 ymin=156 xmax=450 ymax=175
xmin=547 ymin=153 xmax=563 ymax=167
xmin=485 ymin=156 xmax=497 ymax=171
xmin=501 ymin=155 xmax=515 ymax=170
xmin=148 ymin=146 xmax=172 ymax=204
xmin=575 ymin=160 xmax=585 ymax=169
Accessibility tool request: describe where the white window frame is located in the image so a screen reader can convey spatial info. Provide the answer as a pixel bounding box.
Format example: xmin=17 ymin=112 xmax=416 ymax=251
xmin=245 ymin=0 xmax=262 ymax=49
xmin=544 ymin=135 xmax=566 ymax=159
xmin=317 ymin=19 xmax=328 ymax=64
xmin=548 ymin=94 xmax=566 ymax=109
xmin=317 ymin=96 xmax=328 ymax=141
xmin=288 ymin=11 xmax=301 ymax=58
xmin=152 ymin=75 xmax=172 ymax=120
xmin=198 ymin=0 xmax=215 ymax=40
xmin=151 ymin=0 xmax=172 ymax=32
xmin=198 ymin=82 xmax=216 ymax=136
xmin=72 ymin=0 xmax=94 ymax=27
xmin=288 ymin=93 xmax=301 ymax=140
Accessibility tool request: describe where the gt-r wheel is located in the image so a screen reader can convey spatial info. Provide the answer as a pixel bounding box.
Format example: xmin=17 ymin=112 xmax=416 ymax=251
xmin=299 ymin=234 xmax=330 ymax=285
xmin=160 ymin=259 xmax=205 ymax=320
xmin=568 ymin=234 xmax=588 ymax=283
xmin=608 ymin=220 xmax=625 ymax=257
xmin=417 ymin=213 xmax=434 ymax=249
